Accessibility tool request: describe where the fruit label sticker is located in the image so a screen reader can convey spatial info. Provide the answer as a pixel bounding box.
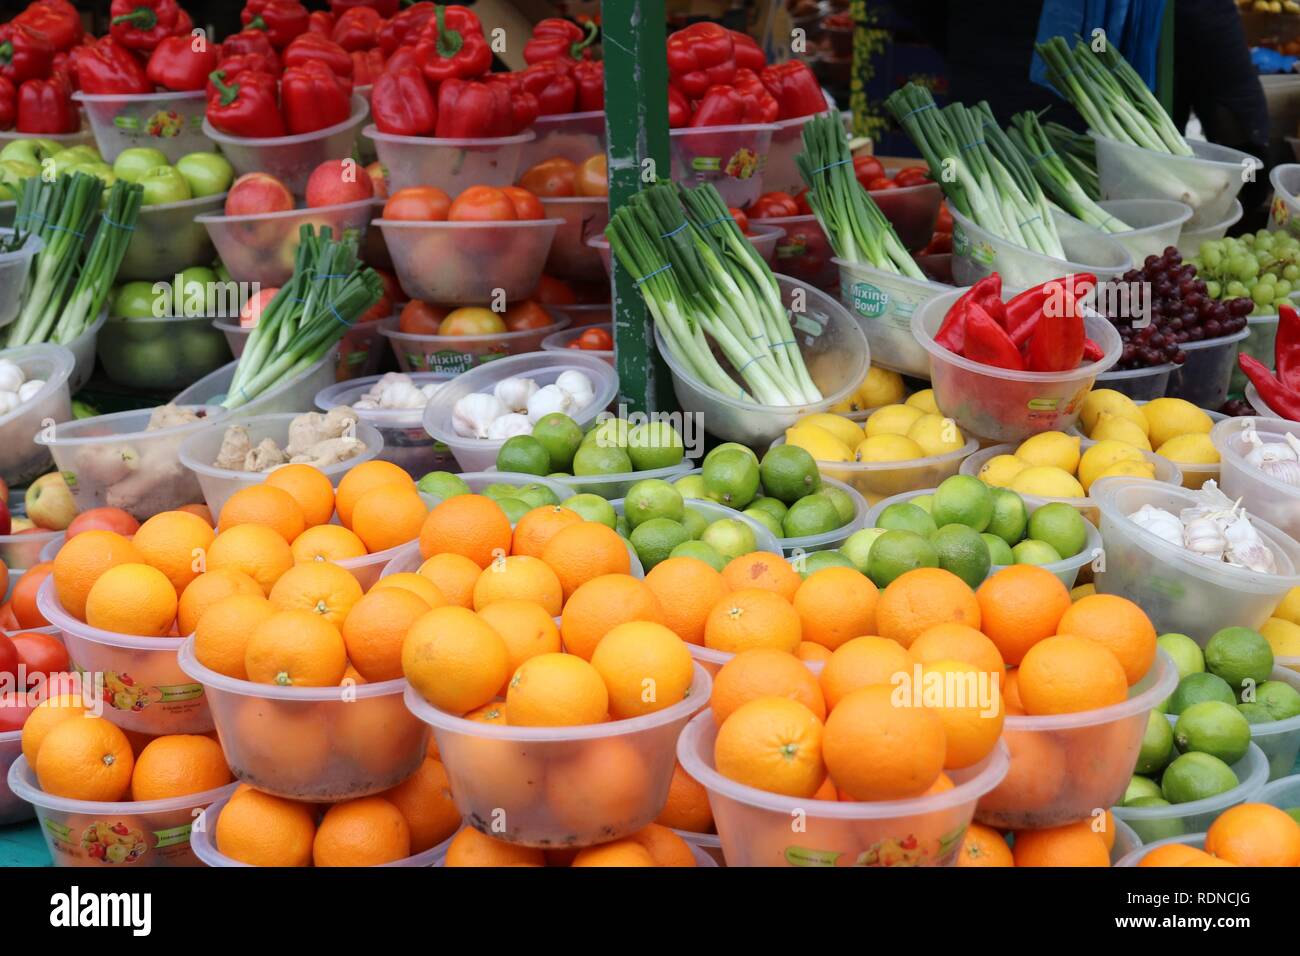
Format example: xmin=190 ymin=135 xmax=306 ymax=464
xmin=152 ymin=822 xmax=196 ymax=850
xmin=81 ymin=821 xmax=149 ymax=864
xmin=783 ymin=846 xmax=841 ymax=866
xmin=71 ymin=663 xmax=205 ymax=718
xmin=850 ymin=281 xmax=889 ymax=319
xmin=1272 ymin=195 xmax=1291 ymax=232
xmin=952 ymin=224 xmax=995 ymax=268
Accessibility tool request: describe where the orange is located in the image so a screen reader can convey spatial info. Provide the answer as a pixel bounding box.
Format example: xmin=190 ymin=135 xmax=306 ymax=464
xmin=312 ymin=796 xmax=411 ymax=866
xmin=1012 ymin=821 xmax=1110 ymax=867
xmin=1017 ymin=634 xmax=1128 ymax=715
xmin=11 ymin=562 xmax=52 ymax=628
xmin=792 ymin=567 xmax=879 ymax=651
xmin=178 ymin=503 xmax=213 ymax=525
xmin=20 ymin=693 xmax=88 ymax=765
xmin=714 ymin=696 xmax=825 ymax=797
xmin=336 ymin=460 xmax=416 ymax=529
xmin=591 ymin=621 xmax=694 ymax=718
xmin=721 ymin=551 xmax=801 ymax=600
xmin=465 ymin=702 xmax=508 ymax=724
xmin=703 ymin=588 xmax=801 ymax=654
xmin=84 ymin=563 xmax=177 ymax=636
xmin=977 ymin=731 xmax=1066 ymax=817
xmin=643 ymin=555 xmax=731 ymax=646
xmin=626 ymin=823 xmax=695 ymax=867
xmin=291 ymin=524 xmax=368 ymax=564
xmin=34 ymin=715 xmax=134 ymax=802
xmin=219 ymin=484 xmax=306 ymax=543
xmin=816 ymin=776 xmax=839 ymax=800
xmin=571 ymin=840 xmax=657 ymax=867
xmin=559 ymin=574 xmax=665 ymax=660
xmin=655 ymin=761 xmax=713 ymax=833
xmin=545 ymin=737 xmax=650 ymax=833
xmin=917 ymin=660 xmax=1004 ymax=769
xmin=875 ymin=568 xmax=980 ymax=648
xmin=131 ymin=510 xmax=216 ymax=594
xmin=1205 ymin=803 xmax=1300 ymax=866
xmin=382 ymin=756 xmax=461 ymax=853
xmin=418 ymin=494 xmax=511 ymax=568
xmin=231 ymin=703 xmax=330 ymax=794
xmin=925 ymin=771 xmax=955 ymax=795
xmin=975 ymin=565 xmax=1071 ymax=666
xmin=244 ymin=609 xmax=348 ymax=687
xmin=511 ymin=505 xmax=583 ymax=559
xmin=909 ymin=623 xmax=1006 ymax=684
xmin=506 ymin=652 xmax=608 ymax=726
xmin=475 ymin=599 xmax=561 ymax=694
xmin=472 ymin=554 xmax=563 ymax=616
xmin=540 ymin=522 xmax=631 ymax=600
xmin=215 ymin=786 xmax=317 ymax=867
xmin=207 ymin=524 xmax=295 ymax=596
xmin=332 ymin=692 xmax=426 ymax=778
xmin=1056 ymin=594 xmax=1157 ymax=685
xmin=341 ymin=587 xmax=432 ymax=682
xmin=795 ymin=641 xmax=832 ymax=664
xmin=822 ymin=685 xmax=946 ymax=801
xmin=402 ymin=606 xmax=509 ymax=713
xmin=193 ymin=593 xmax=276 ymax=679
xmin=264 ymin=463 xmax=336 ymax=527
xmin=351 ymin=483 xmax=428 ymax=554
xmin=129 ymin=734 xmax=232 ymax=801
xmin=1095 ymin=809 xmax=1117 ymax=851
xmin=52 ymin=530 xmax=141 ymax=620
xmin=443 ymin=827 xmax=545 ymax=867
xmin=417 ymin=553 xmax=480 ymax=608
xmin=818 ymin=635 xmax=914 ymax=711
xmin=371 ymin=572 xmax=446 ymax=608
xmin=177 ymin=568 xmax=263 ymax=634
xmin=1138 ymin=843 xmax=1218 ymax=867
xmin=956 ymin=823 xmax=1013 ymax=867
xmin=1002 ymin=668 xmax=1024 ymax=715
xmin=268 ymin=561 xmax=363 ymax=626
xmin=711 ymin=647 xmax=826 ymax=726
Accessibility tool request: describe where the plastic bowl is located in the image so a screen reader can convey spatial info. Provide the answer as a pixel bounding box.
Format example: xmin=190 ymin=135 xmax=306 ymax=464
xmin=423 ymin=351 xmax=619 ymax=472
xmin=7 ymin=755 xmax=234 ymax=866
xmin=403 ymin=663 xmax=709 ymax=847
xmin=1258 ymin=769 xmax=1300 ymax=808
xmin=1214 ymin=415 xmax=1300 ymax=545
xmin=1245 ymin=382 xmax=1282 ymax=420
xmin=1114 ymin=832 xmax=1207 ymax=866
xmin=1095 ymin=199 xmax=1193 ymax=262
xmin=552 ymin=460 xmax=694 ymax=501
xmin=913 ymin=287 xmax=1122 ymax=442
xmin=656 ymin=274 xmax=870 ymax=447
xmin=203 ymin=94 xmax=370 ymax=197
xmin=1230 ymin=312 xmax=1282 ymax=394
xmin=64 ymin=306 xmax=108 ymax=393
xmin=36 ymin=532 xmax=65 ymax=565
xmin=1177 ymin=199 xmax=1244 ymax=259
xmin=976 ymin=651 xmax=1179 ymax=830
xmin=381 ymin=313 xmax=570 ymax=376
xmin=1094 ymin=363 xmax=1177 ymax=402
xmin=178 ymin=412 xmax=384 ymax=518
xmin=1270 ymin=163 xmax=1300 ymax=235
xmin=363 ymin=126 xmax=534 ymax=193
xmin=2 ymin=524 xmax=64 ymax=573
xmin=38 ymin=580 xmax=213 ymax=734
xmin=516 ymin=110 xmax=605 ymax=172
xmin=98 ymin=314 xmax=232 ymax=391
xmin=1165 ymin=328 xmax=1250 ymax=409
xmin=0 ymin=344 xmax=74 ymax=488
xmin=950 ymin=205 xmax=1133 ymax=289
xmin=669 ymin=123 xmax=777 ymax=207
xmin=550 ymin=302 xmax=611 ymax=328
xmin=174 ymin=348 xmax=339 ymax=416
xmin=217 ymin=316 xmax=397 ymax=384
xmin=541 ymin=323 xmax=613 ymax=366
xmin=679 ymin=711 xmax=1009 ymax=866
xmin=1094 ymin=134 xmax=1261 ymax=231
xmin=762 ymin=112 xmax=824 ymax=196
xmin=1073 ymin=400 xmax=1224 ymax=492
xmin=315 ymin=371 xmax=456 ymax=477
xmin=1110 ymin=816 xmax=1143 ymax=864
xmin=0 ymin=730 xmax=31 ymax=825
xmin=871 ymin=180 xmax=944 ymax=252
xmin=1092 ymin=476 xmax=1300 ymax=641
xmin=378 ymin=217 xmax=562 ymax=304
xmin=590 ymin=225 xmax=779 ymax=277
xmin=117 ymin=193 xmax=225 ymax=281
xmin=541 ymin=196 xmax=609 ymax=281
xmin=178 ymin=636 xmax=428 ymax=801
xmin=197 ymin=196 xmax=376 ymax=287
xmin=1250 ymin=665 xmax=1300 ymax=780
xmin=429 ymin=830 xmax=719 ymax=867
xmin=756 ymin=214 xmax=838 ymax=290
xmin=0 ymin=124 xmax=95 ymax=152
xmin=72 ymin=89 xmax=211 ymax=163
xmin=0 ymin=229 xmax=41 ymax=329
xmin=834 ymin=257 xmax=953 ymax=378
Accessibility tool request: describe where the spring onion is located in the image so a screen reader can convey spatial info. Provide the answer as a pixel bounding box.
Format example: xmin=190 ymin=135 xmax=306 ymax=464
xmin=1009 ymin=110 xmax=1128 ymax=233
xmin=59 ymin=181 xmax=144 ymax=344
xmin=1043 ymin=121 xmax=1101 ymax=199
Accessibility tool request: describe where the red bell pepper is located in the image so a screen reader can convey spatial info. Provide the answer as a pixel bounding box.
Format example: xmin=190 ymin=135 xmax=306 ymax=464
xmin=731 ymin=30 xmax=766 ymax=73
xmin=220 ymin=29 xmax=280 ymax=68
xmin=206 ymin=68 xmax=284 ymax=138
xmin=370 ymin=65 xmax=435 ymax=136
xmin=732 ymin=68 xmax=779 ymax=123
xmin=308 ymin=10 xmax=335 ymax=36
xmin=964 ymin=302 xmax=1025 ymax=370
xmin=434 ymin=77 xmax=513 ymax=138
xmin=1275 ymin=303 xmax=1300 ymax=391
xmin=378 ymin=3 xmax=432 ymax=55
xmin=572 ymin=59 xmax=603 ymax=112
xmin=520 ymin=60 xmax=576 ymax=117
xmin=1023 ymin=304 xmax=1085 ymax=372
xmin=210 ymin=52 xmax=280 ymax=90
xmin=15 ymin=0 xmax=82 ymax=53
xmin=0 ymin=24 xmax=54 ymax=86
xmin=241 ymin=0 xmax=310 ymax=51
xmin=1007 ymin=273 xmax=1095 ymax=347
xmin=523 ymin=18 xmax=597 ymax=66
xmin=332 ymin=5 xmax=382 ymax=51
xmin=0 ymin=77 xmax=16 ymax=129
xmin=415 ymin=5 xmax=491 ymax=85
xmin=282 ymin=60 xmax=351 ymax=135
xmin=172 ymin=8 xmax=193 ymax=39
xmin=350 ymin=48 xmax=385 ymax=87
xmin=761 ymin=60 xmax=827 ymax=120
xmin=1082 ymin=338 xmax=1105 ymax=362
xmin=690 ymin=84 xmax=745 ymax=128
xmin=50 ymin=47 xmax=76 ymax=91
xmin=1239 ymin=354 xmax=1300 ymax=421
xmin=668 ymin=83 xmax=691 ymax=128
xmin=283 ymin=32 xmax=353 ymax=79
xmin=667 ymin=22 xmax=736 ymax=99
xmin=17 ymin=77 xmax=76 ymax=133
xmin=110 ymin=0 xmax=181 ymax=54
xmin=75 ymin=37 xmax=153 ymax=95
xmin=146 ymin=34 xmax=219 ymax=92
xmin=383 ymin=44 xmax=420 ymax=76
xmin=935 ymin=275 xmax=1004 ymax=353
xmin=330 ymin=0 xmax=399 ymax=16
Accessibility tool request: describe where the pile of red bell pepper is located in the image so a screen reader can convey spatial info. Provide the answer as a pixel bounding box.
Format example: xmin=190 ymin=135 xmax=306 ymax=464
xmin=0 ymin=0 xmax=81 ymax=133
xmin=934 ymin=273 xmax=1106 ymax=373
xmin=1238 ymin=303 xmax=1300 ymax=420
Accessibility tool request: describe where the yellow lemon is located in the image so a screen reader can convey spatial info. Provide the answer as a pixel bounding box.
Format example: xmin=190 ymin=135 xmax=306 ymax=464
xmin=1069 ymin=583 xmax=1096 ymax=602
xmin=855 ymin=433 xmax=925 ymax=463
xmin=1009 ymin=465 xmax=1086 ymax=499
xmin=1080 ymin=388 xmax=1147 ymax=434
xmin=864 ymin=404 xmax=925 ymax=438
xmin=978 ymin=454 xmax=1028 ymax=488
xmin=1155 ymin=432 xmax=1219 ymax=465
xmin=906 ymin=414 xmax=966 ymax=456
xmin=796 ymin=412 xmax=865 ymax=449
xmin=1260 ymin=616 xmax=1300 ymax=659
xmin=1078 ymin=439 xmax=1146 ymax=491
xmin=1014 ymin=431 xmax=1082 ymax=473
xmin=785 ymin=424 xmax=853 ymax=463
xmin=1272 ymin=586 xmax=1300 ymax=628
xmin=1088 ymin=458 xmax=1156 ymax=490
xmin=856 ymin=366 xmax=906 ymax=408
xmin=1090 ymin=412 xmax=1153 ymax=451
xmin=1142 ymin=397 xmax=1213 ymax=449
xmin=905 ymin=389 xmax=940 ymax=414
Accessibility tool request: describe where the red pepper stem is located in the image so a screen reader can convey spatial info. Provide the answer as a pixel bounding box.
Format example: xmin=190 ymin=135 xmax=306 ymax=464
xmin=434 ymin=5 xmax=464 ymax=59
xmin=246 ymin=15 xmax=268 ymax=32
xmin=571 ymin=20 xmax=598 ymax=57
xmin=111 ymin=8 xmax=158 ymax=30
xmin=0 ymin=42 xmax=10 ymax=64
xmin=208 ymin=70 xmax=239 ymax=107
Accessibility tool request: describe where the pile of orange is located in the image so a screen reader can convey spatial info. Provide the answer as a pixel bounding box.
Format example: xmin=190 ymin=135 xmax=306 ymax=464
xmin=1137 ymin=804 xmax=1300 ymax=867
xmin=956 ymin=815 xmax=1118 ymax=867
xmin=442 ymin=822 xmax=698 ymax=867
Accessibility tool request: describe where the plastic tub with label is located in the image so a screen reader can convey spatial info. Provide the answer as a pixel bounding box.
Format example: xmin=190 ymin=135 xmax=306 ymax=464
xmin=72 ymin=89 xmax=211 ymax=163
xmin=950 ymin=205 xmax=1132 ymax=290
xmin=669 ymin=123 xmax=777 ymax=208
xmin=364 ymin=127 xmax=534 ymax=193
xmin=835 ymin=257 xmax=952 ymax=378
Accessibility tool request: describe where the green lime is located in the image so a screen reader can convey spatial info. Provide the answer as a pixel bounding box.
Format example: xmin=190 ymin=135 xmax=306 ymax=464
xmin=700 ymin=518 xmax=757 ymax=561
xmin=1256 ymin=680 xmax=1300 ymax=720
xmin=531 ymin=413 xmax=584 ymax=473
xmin=749 ymin=496 xmax=788 ymax=522
xmin=797 ymin=549 xmax=857 ymax=578
xmin=417 ymin=471 xmax=471 ymax=501
xmin=496 ymin=497 xmax=530 ymax=524
xmin=674 ymin=474 xmax=708 ymax=499
xmin=1135 ymin=710 xmax=1175 ymax=775
xmin=782 ymin=494 xmax=840 ymax=538
xmin=876 ymin=502 xmax=938 ymax=537
xmin=1287 ymin=808 xmax=1300 ymax=825
xmin=1205 ymin=626 xmax=1274 ymax=694
xmin=986 ymin=488 xmax=1028 ymax=545
xmin=742 ymin=506 xmax=784 ymax=539
xmin=1156 ymin=633 xmax=1205 ymax=681
xmin=515 ymin=484 xmax=560 ymax=509
xmin=759 ymin=445 xmax=822 ymax=504
xmin=841 ymin=528 xmax=886 ymax=573
xmin=1122 ymin=774 xmax=1164 ymax=805
xmin=819 ymin=485 xmax=856 ymax=526
xmin=1124 ymin=801 xmax=1188 ymax=843
xmin=584 ymin=417 xmax=630 ymax=448
xmin=573 ymin=443 xmax=634 ymax=476
xmin=548 ymin=472 xmax=572 ymax=479
xmin=562 ymin=493 xmax=617 ymax=528
xmin=670 ymin=539 xmax=727 ymax=571
xmin=704 ymin=442 xmax=758 ymax=466
xmin=1026 ymin=502 xmax=1088 ymax=559
xmin=866 ymin=530 xmax=939 ymax=588
xmin=496 ymin=435 xmax=551 ymax=476
xmin=912 ymin=494 xmax=933 ymax=513
xmin=630 ymin=518 xmax=691 ymax=571
xmin=981 ymin=533 xmax=1015 ymax=566
xmin=1167 ymin=672 xmax=1237 ymax=714
xmin=1236 ymin=701 xmax=1275 ymax=725
xmin=931 ymin=474 xmax=994 ymax=532
xmin=627 ymin=421 xmax=685 ymax=471
xmin=930 ymin=523 xmax=991 ymax=589
xmin=615 ymin=515 xmax=630 ymax=538
xmin=481 ymin=482 xmax=518 ymax=501
xmin=1011 ymin=539 xmax=1062 ymax=565
xmin=702 ymin=448 xmax=761 ymax=509
xmin=680 ymin=507 xmax=709 ymax=540
xmin=1160 ymin=751 xmax=1239 ymax=804
xmin=1173 ymin=701 xmax=1251 ymax=764
xmin=623 ymin=479 xmax=684 ymax=529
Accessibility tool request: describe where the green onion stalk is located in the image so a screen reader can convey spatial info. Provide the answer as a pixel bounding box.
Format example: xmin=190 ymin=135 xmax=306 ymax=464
xmin=1043 ymin=121 xmax=1101 ymax=199
xmin=57 ymin=180 xmax=144 ymax=343
xmin=1008 ymin=110 xmax=1128 ymax=233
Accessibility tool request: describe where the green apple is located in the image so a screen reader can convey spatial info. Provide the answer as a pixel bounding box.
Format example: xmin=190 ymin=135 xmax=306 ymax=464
xmin=0 ymin=159 xmax=39 ymax=201
xmin=137 ymin=165 xmax=192 ymax=205
xmin=50 ymin=145 xmax=99 ymax=174
xmin=175 ymin=151 xmax=234 ymax=198
xmin=175 ymin=265 xmax=218 ymax=315
xmin=0 ymin=138 xmax=62 ymax=167
xmin=113 ymin=280 xmax=166 ymax=319
xmin=112 ymin=146 xmax=170 ymax=183
xmin=67 ymin=162 xmax=117 ymax=189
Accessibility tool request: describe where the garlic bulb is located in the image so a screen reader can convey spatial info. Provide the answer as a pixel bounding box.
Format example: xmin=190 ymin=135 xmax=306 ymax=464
xmin=380 ymin=380 xmax=426 ymax=409
xmin=452 ymin=393 xmax=508 ymax=438
xmin=353 ymin=398 xmax=380 ymax=410
xmin=0 ymin=391 xmax=17 ymax=415
xmin=421 ymin=382 xmax=443 ymax=401
xmin=526 ymin=384 xmax=573 ymax=423
xmin=486 ymin=413 xmax=532 ymax=440
xmin=16 ymin=379 xmax=44 ymax=402
xmin=1223 ymin=511 xmax=1276 ymax=573
xmin=1129 ymin=504 xmax=1183 ymax=546
xmin=1242 ymin=428 xmax=1300 ymax=486
xmin=0 ymin=360 xmax=24 ymax=394
xmin=494 ymin=376 xmax=538 ymax=413
xmin=1183 ymin=516 xmax=1227 ymax=562
xmin=556 ymin=370 xmax=595 ymax=409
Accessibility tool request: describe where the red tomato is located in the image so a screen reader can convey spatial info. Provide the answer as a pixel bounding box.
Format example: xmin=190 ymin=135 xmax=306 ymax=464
xmin=935 ymin=201 xmax=953 ymax=234
xmin=750 ymin=191 xmax=800 ymax=219
xmin=575 ymin=154 xmax=608 ymax=197
xmin=794 ymin=189 xmax=813 ymax=215
xmin=533 ymin=275 xmax=577 ymax=305
xmin=518 ymin=157 xmax=578 ymax=198
xmin=383 ymin=186 xmax=451 ymax=222
xmin=0 ymin=692 xmax=32 ymax=733
xmin=729 ymin=207 xmax=749 ymax=233
xmin=893 ymin=166 xmax=932 ymax=188
xmin=852 ymin=155 xmax=885 ymax=188
xmin=923 ymin=232 xmax=953 ymax=255
xmin=66 ymin=508 xmax=140 ymax=539
xmin=0 ymin=603 xmax=16 ymax=633
xmin=10 ymin=631 xmax=68 ymax=684
xmin=399 ymin=300 xmax=448 ymax=335
xmin=501 ymin=186 xmax=545 ymax=221
xmin=0 ymin=632 xmax=16 ymax=683
xmin=439 ymin=307 xmax=508 ymax=336
xmin=239 ymin=287 xmax=279 ymax=328
xmin=375 ymin=267 xmax=405 ymax=305
xmin=866 ymin=176 xmax=898 ymax=190
xmin=503 ymin=299 xmax=554 ymax=332
xmin=575 ymin=326 xmax=613 ymax=350
xmin=448 ymin=186 xmax=517 ymax=222
xmin=357 ymin=291 xmax=393 ymax=324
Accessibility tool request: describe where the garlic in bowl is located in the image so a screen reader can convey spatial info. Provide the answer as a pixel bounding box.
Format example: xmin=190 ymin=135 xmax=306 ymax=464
xmin=0 ymin=357 xmax=47 ymax=415
xmin=351 ymin=372 xmax=445 ymax=412
xmin=454 ymin=370 xmax=598 ymax=439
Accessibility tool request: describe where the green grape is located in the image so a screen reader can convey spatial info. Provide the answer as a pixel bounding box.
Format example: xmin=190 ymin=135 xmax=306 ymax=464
xmin=1253 ymin=285 xmax=1275 ymax=306
xmin=1206 ymin=279 xmax=1222 ymax=298
xmin=1226 ymin=280 xmax=1248 ymax=298
xmin=1202 ymin=247 xmax=1223 ymax=270
xmin=1277 ymin=279 xmax=1293 ymax=297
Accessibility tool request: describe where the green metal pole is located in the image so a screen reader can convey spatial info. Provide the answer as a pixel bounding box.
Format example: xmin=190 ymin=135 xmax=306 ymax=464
xmin=1157 ymin=0 xmax=1175 ymax=117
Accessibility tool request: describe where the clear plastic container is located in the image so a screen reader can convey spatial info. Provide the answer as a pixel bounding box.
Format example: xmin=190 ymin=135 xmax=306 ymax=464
xmin=1258 ymin=769 xmax=1300 ymax=808
xmin=1245 ymin=382 xmax=1281 ymax=419
xmin=0 ymin=344 xmax=74 ymax=488
xmin=950 ymin=205 xmax=1133 ymax=290
xmin=315 ymin=371 xmax=456 ymax=477
xmin=541 ymin=323 xmax=613 ymax=367
xmin=1230 ymin=312 xmax=1280 ymax=394
xmin=589 ymin=225 xmax=778 ymax=277
xmin=0 ymin=229 xmax=42 ymax=329
xmin=1094 ymin=134 xmax=1261 ymax=231
xmin=197 ymin=196 xmax=376 ymax=287
xmin=975 ymin=651 xmax=1178 ymax=830
xmin=36 ymin=533 xmax=65 ymax=565
xmin=834 ymin=257 xmax=953 ymax=378
xmin=7 ymin=755 xmax=235 ymax=866
xmin=1074 ymin=400 xmax=1223 ymax=492
xmin=656 ymin=275 xmax=870 ymax=447
xmin=71 ymin=89 xmax=211 ymax=163
xmin=669 ymin=123 xmax=777 ymax=208
xmin=363 ymin=126 xmax=534 ymax=193
xmin=1094 ymin=363 xmax=1176 ymax=402
xmin=65 ymin=306 xmax=107 ymax=393
xmin=762 ymin=112 xmax=822 ymax=196
xmin=3 ymin=526 xmax=64 ymax=572
xmin=0 ymin=124 xmax=95 ymax=151
xmin=673 ymin=827 xmax=725 ymax=866
xmin=1110 ymin=816 xmax=1142 ymax=864
xmin=541 ymin=196 xmax=608 ymax=281
xmin=757 ymin=214 xmax=838 ymax=290
xmin=174 ymin=348 xmax=339 ymax=417
xmin=178 ymin=636 xmax=429 ymax=801
xmin=1250 ymin=665 xmax=1300 ymax=780
xmin=1092 ymin=476 xmax=1300 ymax=641
xmin=912 ymin=287 xmax=1123 ymax=442
xmin=1214 ymin=415 xmax=1300 ymax=545
xmin=423 ymin=351 xmax=619 ymax=471
xmin=403 ymin=662 xmax=709 ymax=847
xmin=98 ymin=314 xmax=232 ymax=391
xmin=871 ymin=180 xmax=944 ymax=252
xmin=516 ymin=110 xmax=605 ymax=173
xmin=0 ymin=730 xmax=31 ymax=825
xmin=1270 ymin=163 xmax=1300 ymax=234
xmin=38 ymin=579 xmax=213 ymax=735
xmin=1095 ymin=199 xmax=1193 ymax=262
xmin=380 ymin=313 xmax=569 ymax=376
xmin=214 ymin=316 xmax=395 ymax=383
xmin=1176 ymin=199 xmax=1244 ymax=259
xmin=679 ymin=711 xmax=1009 ymax=866
xmin=177 ymin=412 xmax=384 ymax=518
xmin=552 ymin=460 xmax=694 ymax=501
xmin=1165 ymin=328 xmax=1250 ymax=409
xmin=117 ymin=193 xmax=224 ymax=281
xmin=550 ymin=302 xmax=611 ymax=328
xmin=1114 ymin=831 xmax=1206 ymax=866
xmin=202 ymin=94 xmax=370 ymax=197
xmin=378 ymin=217 xmax=562 ymax=304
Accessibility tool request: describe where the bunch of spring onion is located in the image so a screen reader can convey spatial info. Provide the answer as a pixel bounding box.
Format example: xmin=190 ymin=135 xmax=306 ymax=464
xmin=6 ymin=173 xmax=144 ymax=346
xmin=885 ymin=84 xmax=1065 ymax=258
xmin=1044 ymin=121 xmax=1101 ymax=199
xmin=225 ymin=226 xmax=383 ymax=409
xmin=1036 ymin=36 xmax=1191 ymax=156
xmin=1008 ymin=110 xmax=1128 ymax=233
xmin=795 ymin=112 xmax=925 ymax=279
xmin=605 ymin=182 xmax=821 ymax=406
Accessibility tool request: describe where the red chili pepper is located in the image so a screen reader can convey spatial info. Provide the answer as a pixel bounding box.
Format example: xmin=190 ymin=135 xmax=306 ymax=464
xmin=17 ymin=77 xmax=76 ymax=133
xmin=206 ymin=68 xmax=285 ymax=138
xmin=220 ymin=29 xmax=280 ymax=68
xmin=146 ymin=34 xmax=219 ymax=92
xmin=1239 ymin=353 xmax=1300 ymax=421
xmin=15 ymin=0 xmax=82 ymax=53
xmin=760 ymin=60 xmax=826 ymax=119
xmin=378 ymin=3 xmax=432 ymax=55
xmin=350 ymin=48 xmax=385 ymax=86
xmin=370 ymin=65 xmax=435 ymax=136
xmin=520 ymin=60 xmax=576 ymax=117
xmin=667 ymin=22 xmax=736 ymax=99
xmin=0 ymin=77 xmax=15 ymax=129
xmin=572 ymin=59 xmax=603 ymax=111
xmin=241 ymin=0 xmax=310 ymax=51
xmin=730 ymin=30 xmax=766 ymax=72
xmin=523 ymin=18 xmax=597 ymax=66
xmin=667 ymin=83 xmax=691 ymax=128
xmin=0 ymin=24 xmax=54 ymax=86
xmin=330 ymin=0 xmax=398 ymax=16
xmin=1275 ymin=303 xmax=1300 ymax=391
xmin=434 ymin=76 xmax=513 ymax=138
xmin=332 ymin=5 xmax=382 ymax=51
xmin=282 ymin=60 xmax=351 ymax=135
xmin=415 ymin=5 xmax=491 ymax=85
xmin=732 ymin=68 xmax=779 ymax=123
xmin=75 ymin=37 xmax=152 ymax=95
xmin=283 ymin=32 xmax=353 ymax=79
xmin=210 ymin=51 xmax=280 ymax=92
xmin=690 ymin=84 xmax=746 ymax=128
xmin=308 ymin=10 xmax=335 ymax=36
xmin=963 ymin=302 xmax=1025 ymax=370
xmin=110 ymin=0 xmax=181 ymax=54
